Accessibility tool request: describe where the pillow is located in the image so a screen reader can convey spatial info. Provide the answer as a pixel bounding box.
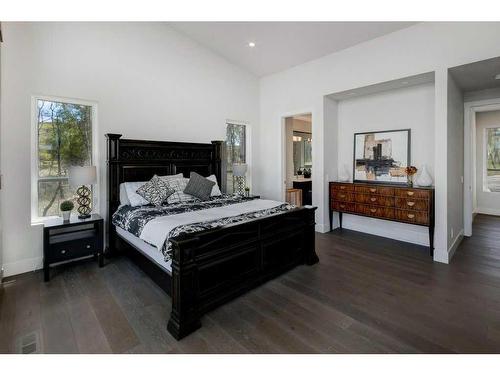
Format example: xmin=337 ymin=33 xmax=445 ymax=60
xmin=123 ymin=173 xmax=183 ymax=207
xmin=136 ymin=175 xmax=175 ymax=206
xmin=119 ymin=183 xmax=131 ymax=206
xmin=164 ymin=177 xmax=198 ymax=204
xmin=184 ymin=172 xmax=216 ymax=201
xmin=206 ymin=174 xmax=222 ymax=196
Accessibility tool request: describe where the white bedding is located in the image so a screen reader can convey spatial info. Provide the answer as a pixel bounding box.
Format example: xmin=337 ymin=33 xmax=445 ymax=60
xmin=140 ymin=198 xmax=284 ymax=252
xmin=116 ymin=226 xmax=172 ymax=273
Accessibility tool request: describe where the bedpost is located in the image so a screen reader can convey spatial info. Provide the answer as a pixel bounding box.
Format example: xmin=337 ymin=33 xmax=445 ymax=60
xmin=211 ymin=140 xmax=226 ymax=193
xmin=167 ymin=237 xmax=202 ymax=340
xmin=105 ymin=133 xmax=122 ymax=255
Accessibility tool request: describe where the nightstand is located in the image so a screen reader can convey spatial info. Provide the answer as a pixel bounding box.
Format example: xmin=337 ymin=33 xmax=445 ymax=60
xmin=43 ymin=214 xmax=104 ymax=281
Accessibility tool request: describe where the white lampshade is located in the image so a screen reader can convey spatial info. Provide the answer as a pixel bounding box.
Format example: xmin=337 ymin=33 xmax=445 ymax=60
xmin=233 ymin=163 xmax=247 ymax=177
xmin=69 ymin=166 xmax=97 ymax=187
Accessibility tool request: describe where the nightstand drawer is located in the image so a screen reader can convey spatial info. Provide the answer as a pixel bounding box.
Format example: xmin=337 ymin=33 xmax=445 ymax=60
xmin=49 ymin=238 xmax=96 ymax=263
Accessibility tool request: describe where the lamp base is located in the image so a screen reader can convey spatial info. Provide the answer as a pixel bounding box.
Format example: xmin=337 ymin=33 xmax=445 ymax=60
xmin=78 ymin=214 xmax=91 ymax=220
xmin=76 ymin=185 xmax=92 ymax=219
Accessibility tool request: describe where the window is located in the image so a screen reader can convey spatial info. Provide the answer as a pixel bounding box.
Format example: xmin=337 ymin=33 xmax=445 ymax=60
xmin=32 ymin=97 xmax=96 ymax=221
xmin=226 ymin=123 xmax=246 ymax=193
xmin=486 ymin=127 xmax=500 ymax=192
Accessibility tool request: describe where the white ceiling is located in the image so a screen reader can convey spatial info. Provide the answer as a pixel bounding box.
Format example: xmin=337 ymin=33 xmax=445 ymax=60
xmin=169 ymin=22 xmax=417 ymax=77
xmin=449 ymin=56 xmax=500 ymax=92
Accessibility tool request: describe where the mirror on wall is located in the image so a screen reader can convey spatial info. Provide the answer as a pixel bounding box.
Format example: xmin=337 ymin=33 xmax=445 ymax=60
xmin=293 ymin=131 xmax=312 ymax=176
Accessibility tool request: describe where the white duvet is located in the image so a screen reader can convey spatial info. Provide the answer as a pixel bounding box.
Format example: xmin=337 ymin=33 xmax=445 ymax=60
xmin=140 ymin=198 xmax=284 ymax=251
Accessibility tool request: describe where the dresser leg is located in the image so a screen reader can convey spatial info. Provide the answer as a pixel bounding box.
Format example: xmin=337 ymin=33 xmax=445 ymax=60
xmin=429 ymin=227 xmax=434 ymax=257
xmin=329 ymin=208 xmax=333 ymax=231
xmin=339 ymin=212 xmax=343 ymax=229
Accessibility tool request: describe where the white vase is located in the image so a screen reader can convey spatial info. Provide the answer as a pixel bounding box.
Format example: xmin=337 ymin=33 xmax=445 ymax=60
xmin=62 ymin=211 xmax=71 ymax=222
xmin=338 ymin=164 xmax=350 ymax=182
xmin=416 ymin=164 xmax=433 ymax=187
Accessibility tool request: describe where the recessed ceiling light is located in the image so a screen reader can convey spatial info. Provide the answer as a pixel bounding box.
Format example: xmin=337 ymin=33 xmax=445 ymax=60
xmin=248 ymin=42 xmax=256 ymax=48
xmin=495 ymin=74 xmax=500 ymax=80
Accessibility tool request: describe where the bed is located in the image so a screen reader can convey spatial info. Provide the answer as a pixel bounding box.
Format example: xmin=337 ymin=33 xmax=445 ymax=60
xmin=106 ymin=133 xmax=319 ymax=340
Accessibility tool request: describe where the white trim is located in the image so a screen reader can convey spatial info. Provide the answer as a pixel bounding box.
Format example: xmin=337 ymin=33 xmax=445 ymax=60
xmin=448 ymin=229 xmax=464 ymax=262
xmin=475 ymin=207 xmax=500 ymax=216
xmin=30 ymin=95 xmax=99 ymax=224
xmin=225 ymin=118 xmax=250 ymax=126
xmin=2 ymin=256 xmax=43 ymax=278
xmin=464 ymin=98 xmax=500 ymax=237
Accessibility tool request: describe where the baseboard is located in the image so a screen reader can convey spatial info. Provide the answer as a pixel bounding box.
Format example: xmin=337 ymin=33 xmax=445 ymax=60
xmin=315 ymin=223 xmax=329 ymax=233
xmin=2 ymin=257 xmax=43 ymax=278
xmin=476 ymin=207 xmax=500 ymax=216
xmin=341 ymin=215 xmax=429 ymax=247
xmin=448 ymin=229 xmax=464 ymax=262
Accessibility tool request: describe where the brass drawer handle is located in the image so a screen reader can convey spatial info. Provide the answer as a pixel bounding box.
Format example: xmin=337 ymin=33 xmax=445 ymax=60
xmin=370 ymin=197 xmax=377 ymax=202
xmin=407 ymin=214 xmax=415 ymax=219
xmin=340 ymin=194 xmax=346 ymax=199
xmin=407 ymin=201 xmax=415 ymax=207
xmin=407 ymin=191 xmax=414 ymax=196
xmin=369 ymin=188 xmax=377 ymax=193
xmin=340 ymin=186 xmax=346 ymax=190
xmin=340 ymin=204 xmax=346 ymax=209
xmin=370 ymin=208 xmax=377 ymax=213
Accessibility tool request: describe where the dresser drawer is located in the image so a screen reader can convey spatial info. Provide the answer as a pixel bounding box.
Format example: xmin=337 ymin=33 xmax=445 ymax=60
xmin=331 ymin=190 xmax=354 ymax=202
xmin=355 ymin=185 xmax=395 ymax=196
xmin=49 ymin=238 xmax=96 ymax=263
xmin=355 ymin=193 xmax=394 ymax=207
xmin=395 ymin=209 xmax=429 ymax=225
xmin=355 ymin=204 xmax=394 ymax=220
xmin=330 ymin=183 xmax=354 ymax=192
xmin=332 ymin=201 xmax=355 ymax=212
xmin=395 ymin=197 xmax=429 ymax=211
xmin=395 ymin=188 xmax=432 ymax=199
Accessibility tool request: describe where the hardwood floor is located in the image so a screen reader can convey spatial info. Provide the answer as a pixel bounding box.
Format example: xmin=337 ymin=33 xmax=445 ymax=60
xmin=1 ymin=214 xmax=499 ymax=353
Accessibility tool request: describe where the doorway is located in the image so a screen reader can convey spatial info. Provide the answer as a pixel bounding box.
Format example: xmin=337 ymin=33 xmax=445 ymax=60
xmin=283 ymin=113 xmax=312 ymax=206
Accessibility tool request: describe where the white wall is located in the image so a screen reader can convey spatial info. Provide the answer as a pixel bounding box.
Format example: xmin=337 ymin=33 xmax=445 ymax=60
xmin=475 ymin=110 xmax=500 ymax=215
xmin=446 ymin=73 xmax=465 ymax=255
xmin=257 ymin=22 xmax=500 ymax=263
xmin=336 ymin=83 xmax=435 ymax=246
xmin=0 ymin=22 xmax=259 ymax=277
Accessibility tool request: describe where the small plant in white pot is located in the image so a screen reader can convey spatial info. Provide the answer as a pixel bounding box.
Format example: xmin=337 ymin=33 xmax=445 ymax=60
xmin=60 ymin=200 xmax=74 ymax=222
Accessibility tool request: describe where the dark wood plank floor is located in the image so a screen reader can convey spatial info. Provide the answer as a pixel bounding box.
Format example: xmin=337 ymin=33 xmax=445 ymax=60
xmin=1 ymin=214 xmax=499 ymax=353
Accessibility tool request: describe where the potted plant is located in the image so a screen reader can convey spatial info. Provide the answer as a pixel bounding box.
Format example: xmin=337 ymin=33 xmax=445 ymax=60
xmin=60 ymin=200 xmax=74 ymax=222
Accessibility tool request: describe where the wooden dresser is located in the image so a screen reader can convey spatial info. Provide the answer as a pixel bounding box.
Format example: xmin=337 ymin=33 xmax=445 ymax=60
xmin=329 ymin=182 xmax=435 ymax=255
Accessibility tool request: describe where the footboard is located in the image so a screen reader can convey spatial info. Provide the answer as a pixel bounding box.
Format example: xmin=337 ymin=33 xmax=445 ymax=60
xmin=167 ymin=206 xmax=318 ymax=340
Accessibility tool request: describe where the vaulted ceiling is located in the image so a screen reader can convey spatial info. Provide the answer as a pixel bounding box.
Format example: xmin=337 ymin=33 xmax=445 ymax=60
xmin=170 ymin=22 xmax=417 ymax=77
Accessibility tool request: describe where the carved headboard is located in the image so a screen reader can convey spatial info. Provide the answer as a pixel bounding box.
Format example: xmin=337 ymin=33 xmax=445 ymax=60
xmin=106 ymin=134 xmax=226 ymax=246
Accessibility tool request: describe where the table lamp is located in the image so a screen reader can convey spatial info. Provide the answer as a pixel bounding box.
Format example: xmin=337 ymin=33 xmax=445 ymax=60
xmin=69 ymin=166 xmax=97 ymax=219
xmin=232 ymin=163 xmax=247 ymax=196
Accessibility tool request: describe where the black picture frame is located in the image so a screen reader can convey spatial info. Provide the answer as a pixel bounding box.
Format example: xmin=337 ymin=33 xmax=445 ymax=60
xmin=352 ymin=128 xmax=411 ymax=185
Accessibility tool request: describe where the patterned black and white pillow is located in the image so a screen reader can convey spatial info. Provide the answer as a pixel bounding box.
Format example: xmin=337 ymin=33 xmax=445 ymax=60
xmin=163 ymin=177 xmax=198 ymax=204
xmin=184 ymin=172 xmax=216 ymax=201
xmin=136 ymin=175 xmax=175 ymax=206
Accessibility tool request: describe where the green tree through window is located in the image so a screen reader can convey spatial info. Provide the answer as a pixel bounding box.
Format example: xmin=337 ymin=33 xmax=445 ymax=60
xmin=486 ymin=127 xmax=500 ymax=192
xmin=36 ymin=99 xmax=93 ymax=218
xmin=226 ymin=123 xmax=246 ymax=193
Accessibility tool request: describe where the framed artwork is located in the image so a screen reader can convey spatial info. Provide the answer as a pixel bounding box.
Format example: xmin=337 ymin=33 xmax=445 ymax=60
xmin=353 ymin=129 xmax=411 ymax=184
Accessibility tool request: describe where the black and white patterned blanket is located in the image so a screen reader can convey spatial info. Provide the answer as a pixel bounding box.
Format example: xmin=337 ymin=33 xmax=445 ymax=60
xmin=112 ymin=195 xmax=294 ymax=261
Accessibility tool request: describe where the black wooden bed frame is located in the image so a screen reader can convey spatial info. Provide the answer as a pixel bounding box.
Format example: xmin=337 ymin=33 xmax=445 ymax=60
xmin=106 ymin=133 xmax=319 ymax=340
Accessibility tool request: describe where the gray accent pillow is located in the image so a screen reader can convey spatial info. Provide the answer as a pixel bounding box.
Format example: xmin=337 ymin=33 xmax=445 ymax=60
xmin=184 ymin=172 xmax=216 ymax=201
xmin=136 ymin=175 xmax=175 ymax=206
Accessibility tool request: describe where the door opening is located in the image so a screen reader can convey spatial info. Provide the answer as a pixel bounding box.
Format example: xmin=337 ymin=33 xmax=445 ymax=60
xmin=283 ymin=114 xmax=312 ymax=206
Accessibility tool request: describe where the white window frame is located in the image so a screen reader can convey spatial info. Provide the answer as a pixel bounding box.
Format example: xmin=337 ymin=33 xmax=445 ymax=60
xmin=31 ymin=95 xmax=99 ymax=224
xmin=483 ymin=124 xmax=500 ymax=193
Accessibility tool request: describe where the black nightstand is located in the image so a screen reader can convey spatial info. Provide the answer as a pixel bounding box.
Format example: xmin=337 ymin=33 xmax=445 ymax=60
xmin=43 ymin=214 xmax=104 ymax=282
